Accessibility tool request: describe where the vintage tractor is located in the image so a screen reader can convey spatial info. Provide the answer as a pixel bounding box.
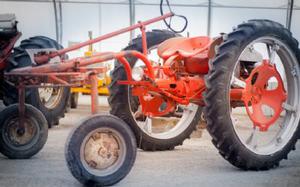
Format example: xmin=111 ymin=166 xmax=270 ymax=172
xmin=1 ymin=0 xmax=300 ymax=186
xmin=0 ymin=13 xmax=70 ymax=129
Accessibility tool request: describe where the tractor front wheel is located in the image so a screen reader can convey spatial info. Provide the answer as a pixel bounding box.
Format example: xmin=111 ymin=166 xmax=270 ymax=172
xmin=65 ymin=115 xmax=136 ymax=186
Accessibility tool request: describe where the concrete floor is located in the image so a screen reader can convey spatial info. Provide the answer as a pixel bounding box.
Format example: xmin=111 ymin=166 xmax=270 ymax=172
xmin=0 ymin=97 xmax=300 ymax=187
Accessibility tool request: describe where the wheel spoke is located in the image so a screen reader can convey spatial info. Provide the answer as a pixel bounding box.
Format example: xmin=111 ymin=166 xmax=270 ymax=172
xmin=245 ymin=127 xmax=258 ymax=148
xmin=231 ymin=76 xmax=246 ymax=88
xmin=282 ymin=102 xmax=296 ymax=113
xmin=267 ymin=44 xmax=279 ymax=64
xmin=144 ymin=117 xmax=153 ymax=134
xmin=178 ymin=105 xmax=194 ymax=112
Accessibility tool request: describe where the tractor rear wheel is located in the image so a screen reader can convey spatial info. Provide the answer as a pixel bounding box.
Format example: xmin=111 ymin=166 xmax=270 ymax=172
xmin=2 ymin=36 xmax=70 ymax=128
xmin=109 ymin=30 xmax=202 ymax=151
xmin=204 ymin=20 xmax=300 ymax=170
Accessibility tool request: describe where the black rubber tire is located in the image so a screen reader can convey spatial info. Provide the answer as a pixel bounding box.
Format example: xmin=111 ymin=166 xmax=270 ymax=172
xmin=2 ymin=36 xmax=70 ymax=128
xmin=109 ymin=30 xmax=202 ymax=151
xmin=70 ymin=93 xmax=79 ymax=109
xmin=0 ymin=104 xmax=48 ymax=159
xmin=204 ymin=20 xmax=300 ymax=170
xmin=65 ymin=114 xmax=136 ymax=186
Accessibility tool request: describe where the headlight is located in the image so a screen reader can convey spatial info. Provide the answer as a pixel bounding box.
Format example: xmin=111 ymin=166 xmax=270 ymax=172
xmin=132 ymin=66 xmax=144 ymax=81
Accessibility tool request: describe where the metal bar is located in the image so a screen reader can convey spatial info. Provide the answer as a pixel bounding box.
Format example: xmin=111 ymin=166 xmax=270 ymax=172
xmin=98 ymin=4 xmax=102 ymax=51
xmin=286 ymin=0 xmax=294 ymax=30
xmin=8 ymin=50 xmax=154 ymax=81
xmin=1 ymin=0 xmax=299 ymax=10
xmin=117 ymin=56 xmax=133 ymax=81
xmin=129 ymin=0 xmax=135 ymax=40
xmin=25 ymin=85 xmax=80 ymax=88
xmin=52 ymin=0 xmax=59 ymax=42
xmin=140 ymin=23 xmax=147 ymax=56
xmin=90 ymin=73 xmax=99 ymax=114
xmin=49 ymin=74 xmax=69 ymax=84
xmin=18 ymin=84 xmax=26 ymax=130
xmin=207 ymin=0 xmax=212 ymax=36
xmin=58 ymin=1 xmax=63 ymax=43
xmin=54 ymin=12 xmax=173 ymax=56
xmin=11 ymin=52 xmax=116 ymax=74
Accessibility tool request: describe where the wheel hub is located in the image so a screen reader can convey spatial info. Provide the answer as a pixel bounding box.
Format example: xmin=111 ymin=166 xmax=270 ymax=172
xmin=84 ymin=131 xmax=120 ymax=170
xmin=242 ymin=60 xmax=287 ymax=131
xmin=8 ymin=119 xmax=36 ymax=146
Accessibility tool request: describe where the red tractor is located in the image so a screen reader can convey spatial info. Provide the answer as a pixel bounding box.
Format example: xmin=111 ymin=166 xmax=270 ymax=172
xmin=1 ymin=1 xmax=300 ymax=186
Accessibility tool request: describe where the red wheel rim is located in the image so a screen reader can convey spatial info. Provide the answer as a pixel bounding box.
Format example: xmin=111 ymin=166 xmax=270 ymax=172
xmin=242 ymin=60 xmax=287 ymax=131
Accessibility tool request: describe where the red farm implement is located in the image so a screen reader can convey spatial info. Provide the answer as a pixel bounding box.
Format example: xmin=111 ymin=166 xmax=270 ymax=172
xmin=1 ymin=0 xmax=300 ymax=186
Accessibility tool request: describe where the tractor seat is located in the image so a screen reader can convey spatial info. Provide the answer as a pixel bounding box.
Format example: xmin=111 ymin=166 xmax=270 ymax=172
xmin=157 ymin=36 xmax=213 ymax=59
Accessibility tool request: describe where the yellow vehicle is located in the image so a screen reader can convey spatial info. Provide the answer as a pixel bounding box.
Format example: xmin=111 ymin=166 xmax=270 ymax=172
xmin=70 ymin=31 xmax=111 ymax=108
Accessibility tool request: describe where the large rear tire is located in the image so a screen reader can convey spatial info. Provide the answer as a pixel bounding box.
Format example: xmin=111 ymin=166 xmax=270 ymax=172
xmin=2 ymin=36 xmax=70 ymax=128
xmin=109 ymin=30 xmax=202 ymax=151
xmin=204 ymin=20 xmax=300 ymax=170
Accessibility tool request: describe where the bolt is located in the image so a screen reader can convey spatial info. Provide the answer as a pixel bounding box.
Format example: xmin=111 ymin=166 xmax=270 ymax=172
xmin=16 ymin=128 xmax=25 ymax=136
xmin=88 ymin=161 xmax=97 ymax=168
xmin=276 ymin=137 xmax=282 ymax=144
xmin=274 ymin=44 xmax=280 ymax=51
xmin=291 ymin=67 xmax=298 ymax=77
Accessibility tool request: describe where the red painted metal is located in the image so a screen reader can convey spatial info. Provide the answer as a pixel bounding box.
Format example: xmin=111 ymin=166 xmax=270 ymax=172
xmin=90 ymin=73 xmax=99 ymax=114
xmin=242 ymin=60 xmax=286 ymax=131
xmin=3 ymin=12 xmax=284 ymax=133
xmin=0 ymin=32 xmax=21 ymax=70
xmin=158 ymin=36 xmax=212 ymax=59
xmin=140 ymin=22 xmax=148 ymax=56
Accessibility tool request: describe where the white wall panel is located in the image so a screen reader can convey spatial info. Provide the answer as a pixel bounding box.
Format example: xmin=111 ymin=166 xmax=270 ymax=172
xmin=1 ymin=0 xmax=300 ymax=58
xmin=211 ymin=8 xmax=286 ymax=37
xmin=0 ymin=1 xmax=56 ymax=45
xmin=293 ymin=0 xmax=300 ymax=40
xmin=291 ymin=10 xmax=300 ymax=41
xmin=99 ymin=4 xmax=130 ymax=53
xmin=138 ymin=0 xmax=207 ymax=5
xmin=135 ymin=5 xmax=208 ymax=37
xmin=61 ymin=3 xmax=100 ymax=57
xmin=212 ymin=0 xmax=287 ymax=8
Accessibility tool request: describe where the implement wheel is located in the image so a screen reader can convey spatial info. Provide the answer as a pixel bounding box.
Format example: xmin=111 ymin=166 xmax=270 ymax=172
xmin=65 ymin=115 xmax=136 ymax=186
xmin=0 ymin=104 xmax=48 ymax=159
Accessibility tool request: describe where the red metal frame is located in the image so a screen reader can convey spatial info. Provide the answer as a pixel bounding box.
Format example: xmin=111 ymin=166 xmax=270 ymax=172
xmin=4 ymin=13 xmax=174 ymax=119
xmin=0 ymin=32 xmax=21 ymax=70
xmin=3 ymin=12 xmax=283 ymax=131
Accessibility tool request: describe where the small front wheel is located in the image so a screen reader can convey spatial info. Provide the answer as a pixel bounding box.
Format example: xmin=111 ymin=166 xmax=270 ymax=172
xmin=0 ymin=104 xmax=48 ymax=159
xmin=65 ymin=115 xmax=136 ymax=186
